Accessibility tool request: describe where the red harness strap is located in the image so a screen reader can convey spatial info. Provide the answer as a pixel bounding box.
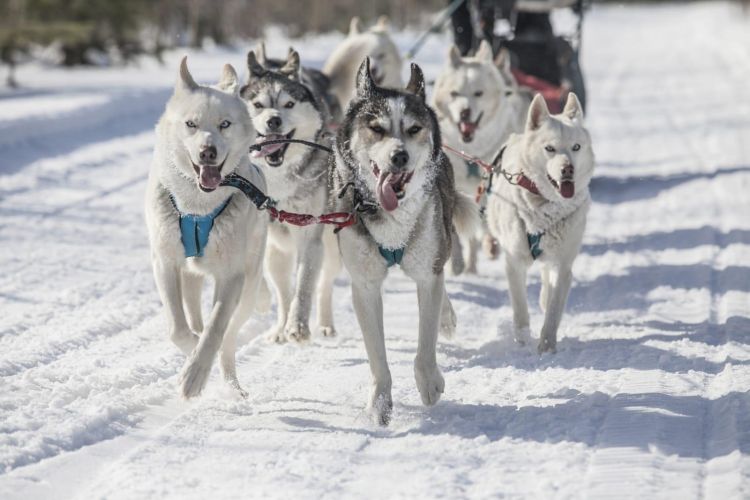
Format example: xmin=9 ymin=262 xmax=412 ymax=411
xmin=266 ymin=206 xmax=356 ymax=231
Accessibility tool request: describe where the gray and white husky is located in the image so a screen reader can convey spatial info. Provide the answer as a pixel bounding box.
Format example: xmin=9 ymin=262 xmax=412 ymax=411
xmin=433 ymin=40 xmax=529 ymax=274
xmin=331 ymin=58 xmax=480 ymax=425
xmin=241 ymin=49 xmax=341 ymax=343
xmin=486 ymin=93 xmax=594 ymax=353
xmin=145 ymin=57 xmax=269 ymax=398
xmin=323 ymin=16 xmax=403 ymax=114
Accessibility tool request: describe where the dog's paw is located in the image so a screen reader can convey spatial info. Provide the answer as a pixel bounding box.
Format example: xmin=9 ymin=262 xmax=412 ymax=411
xmin=264 ymin=326 xmax=287 ymax=344
xmin=513 ymin=326 xmax=532 ymax=346
xmin=414 ymin=361 xmax=445 ymax=406
xmin=318 ymin=325 xmax=337 ymax=338
xmin=224 ymin=376 xmax=249 ymax=399
xmin=285 ymin=322 xmax=311 ymax=343
xmin=171 ymin=330 xmax=199 ymax=356
xmin=179 ymin=356 xmax=212 ymax=399
xmin=537 ymin=337 xmax=557 ymax=354
xmin=369 ymin=391 xmax=393 ymax=427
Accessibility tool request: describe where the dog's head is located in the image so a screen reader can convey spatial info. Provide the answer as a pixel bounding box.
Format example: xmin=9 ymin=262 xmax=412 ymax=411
xmin=240 ymin=49 xmax=323 ymax=168
xmin=433 ymin=41 xmax=510 ymax=143
xmin=345 ymin=16 xmax=403 ymax=89
xmin=164 ymin=57 xmax=253 ymax=192
xmin=340 ymin=57 xmax=439 ymax=212
xmin=522 ymin=93 xmax=594 ymax=200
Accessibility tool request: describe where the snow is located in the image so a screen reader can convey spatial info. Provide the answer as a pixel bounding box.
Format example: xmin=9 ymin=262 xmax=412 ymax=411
xmin=1 ymin=2 xmax=750 ymax=498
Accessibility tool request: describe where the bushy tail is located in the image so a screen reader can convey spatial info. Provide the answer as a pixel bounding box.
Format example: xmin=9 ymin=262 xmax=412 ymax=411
xmin=452 ymin=192 xmax=482 ymax=240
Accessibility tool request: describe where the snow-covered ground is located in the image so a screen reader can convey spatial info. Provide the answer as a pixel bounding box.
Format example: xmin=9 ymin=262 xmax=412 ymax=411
xmin=2 ymin=2 xmax=750 ymax=498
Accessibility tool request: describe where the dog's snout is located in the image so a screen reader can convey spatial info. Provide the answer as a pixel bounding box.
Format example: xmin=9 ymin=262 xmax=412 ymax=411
xmin=266 ymin=116 xmax=282 ymax=131
xmin=459 ymin=108 xmax=471 ymax=121
xmin=562 ymin=164 xmax=575 ymax=178
xmin=390 ymin=150 xmax=409 ymax=169
xmin=199 ymin=145 xmax=217 ymax=163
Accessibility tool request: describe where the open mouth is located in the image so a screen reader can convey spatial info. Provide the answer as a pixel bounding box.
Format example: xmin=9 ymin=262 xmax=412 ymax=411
xmin=192 ymin=159 xmax=226 ymax=192
xmin=548 ymin=175 xmax=575 ymax=198
xmin=457 ymin=112 xmax=483 ymax=143
xmin=251 ymin=129 xmax=296 ymax=167
xmin=371 ymin=161 xmax=414 ymax=212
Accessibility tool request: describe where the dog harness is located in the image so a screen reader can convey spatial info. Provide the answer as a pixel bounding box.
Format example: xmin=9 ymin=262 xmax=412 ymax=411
xmin=378 ymin=246 xmax=405 ymax=267
xmin=465 ymin=159 xmax=482 ymax=179
xmin=527 ymin=232 xmax=543 ymax=260
xmin=170 ymin=195 xmax=232 ymax=258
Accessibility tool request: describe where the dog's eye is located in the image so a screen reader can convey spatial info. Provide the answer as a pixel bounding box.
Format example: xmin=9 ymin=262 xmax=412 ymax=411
xmin=219 ymin=120 xmax=231 ymax=130
xmin=474 ymin=91 xmax=483 ymax=97
xmin=185 ymin=120 xmax=197 ymax=128
xmin=449 ymin=91 xmax=460 ymax=98
xmin=407 ymin=125 xmax=422 ymax=136
xmin=253 ymin=102 xmax=264 ymax=109
xmin=284 ymin=101 xmax=295 ymax=109
xmin=545 ymin=145 xmax=556 ymax=153
xmin=572 ymin=143 xmax=581 ymax=152
xmin=369 ymin=125 xmax=385 ymax=135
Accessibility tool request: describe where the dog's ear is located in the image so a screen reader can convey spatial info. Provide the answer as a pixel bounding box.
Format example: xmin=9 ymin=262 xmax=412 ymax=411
xmin=448 ymin=45 xmax=462 ymax=68
xmin=375 ymin=15 xmax=390 ymax=31
xmin=177 ymin=56 xmax=199 ymax=94
xmin=349 ymin=16 xmax=363 ymax=36
xmin=475 ymin=40 xmax=493 ymax=63
xmin=216 ymin=64 xmax=239 ymax=95
xmin=527 ymin=94 xmax=550 ymax=131
xmin=405 ymin=63 xmax=425 ymax=101
xmin=356 ymin=57 xmax=375 ymax=98
xmin=562 ymin=92 xmax=584 ymax=121
xmin=495 ymin=48 xmax=512 ymax=78
xmin=255 ymin=41 xmax=268 ymax=66
xmin=279 ymin=48 xmax=301 ymax=81
xmin=246 ymin=51 xmax=266 ymax=80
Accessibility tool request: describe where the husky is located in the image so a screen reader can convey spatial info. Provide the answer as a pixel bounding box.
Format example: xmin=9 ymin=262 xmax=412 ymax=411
xmin=323 ymin=16 xmax=403 ymax=114
xmin=485 ymin=93 xmax=594 ymax=353
xmin=255 ymin=42 xmax=342 ymax=125
xmin=331 ymin=58 xmax=480 ymax=425
xmin=145 ymin=57 xmax=269 ymax=398
xmin=240 ymin=49 xmax=341 ymax=343
xmin=433 ymin=41 xmax=529 ymax=274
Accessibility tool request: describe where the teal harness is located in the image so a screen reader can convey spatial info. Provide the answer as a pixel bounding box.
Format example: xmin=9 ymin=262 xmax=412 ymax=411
xmin=527 ymin=232 xmax=543 ymax=260
xmin=465 ymin=159 xmax=482 ymax=179
xmin=170 ymin=195 xmax=232 ymax=258
xmin=378 ymin=246 xmax=405 ymax=267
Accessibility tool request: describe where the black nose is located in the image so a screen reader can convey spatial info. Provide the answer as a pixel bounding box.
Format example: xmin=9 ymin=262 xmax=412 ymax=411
xmin=390 ymin=150 xmax=409 ymax=169
xmin=199 ymin=145 xmax=217 ymax=163
xmin=266 ymin=116 xmax=282 ymax=131
xmin=562 ymin=164 xmax=574 ymax=177
xmin=460 ymin=108 xmax=471 ymax=121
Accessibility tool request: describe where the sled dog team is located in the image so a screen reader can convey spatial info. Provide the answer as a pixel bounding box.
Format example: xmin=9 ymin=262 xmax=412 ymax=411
xmin=145 ymin=18 xmax=595 ymax=425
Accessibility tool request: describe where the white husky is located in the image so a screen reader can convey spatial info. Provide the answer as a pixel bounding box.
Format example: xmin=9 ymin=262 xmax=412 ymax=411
xmin=433 ymin=41 xmax=529 ymax=274
xmin=486 ymin=93 xmax=594 ymax=353
xmin=145 ymin=57 xmax=268 ymax=398
xmin=323 ymin=16 xmax=403 ymax=114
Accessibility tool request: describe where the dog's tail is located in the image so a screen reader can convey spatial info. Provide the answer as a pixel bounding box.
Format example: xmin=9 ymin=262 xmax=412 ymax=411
xmin=452 ymin=191 xmax=482 ymax=240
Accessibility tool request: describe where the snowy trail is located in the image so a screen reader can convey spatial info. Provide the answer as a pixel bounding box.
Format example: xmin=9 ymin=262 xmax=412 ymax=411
xmin=2 ymin=2 xmax=750 ymax=499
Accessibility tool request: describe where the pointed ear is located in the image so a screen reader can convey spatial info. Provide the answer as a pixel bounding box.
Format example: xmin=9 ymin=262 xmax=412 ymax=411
xmin=448 ymin=45 xmax=462 ymax=68
xmin=527 ymin=94 xmax=550 ymax=131
xmin=405 ymin=63 xmax=425 ymax=101
xmin=255 ymin=41 xmax=268 ymax=66
xmin=356 ymin=57 xmax=375 ymax=98
xmin=216 ymin=64 xmax=239 ymax=95
xmin=279 ymin=49 xmax=301 ymax=81
xmin=475 ymin=40 xmax=493 ymax=63
xmin=177 ymin=55 xmax=199 ymax=94
xmin=495 ymin=48 xmax=511 ymax=76
xmin=376 ymin=15 xmax=390 ymax=31
xmin=349 ymin=16 xmax=363 ymax=36
xmin=562 ymin=92 xmax=583 ymax=121
xmin=246 ymin=50 xmax=265 ymax=80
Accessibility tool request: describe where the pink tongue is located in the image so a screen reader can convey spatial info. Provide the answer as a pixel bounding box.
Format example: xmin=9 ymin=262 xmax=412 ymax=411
xmin=459 ymin=121 xmax=476 ymax=136
xmin=251 ymin=135 xmax=285 ymax=158
xmin=377 ymin=171 xmax=399 ymax=212
xmin=560 ymin=181 xmax=575 ymax=198
xmin=200 ymin=166 xmax=222 ymax=189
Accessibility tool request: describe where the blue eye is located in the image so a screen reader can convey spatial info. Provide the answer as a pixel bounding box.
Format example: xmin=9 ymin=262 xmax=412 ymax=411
xmin=186 ymin=120 xmax=197 ymax=128
xmin=219 ymin=120 xmax=231 ymax=129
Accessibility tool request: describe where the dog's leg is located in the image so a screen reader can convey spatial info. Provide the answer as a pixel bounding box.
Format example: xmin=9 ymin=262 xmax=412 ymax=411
xmin=414 ymin=272 xmax=446 ymax=406
xmin=449 ymin=227 xmax=465 ymax=276
xmin=539 ymin=265 xmax=550 ymax=314
xmin=285 ymin=232 xmax=323 ymax=343
xmin=351 ymin=277 xmax=392 ymax=425
xmin=181 ymin=270 xmax=203 ymax=335
xmin=265 ymin=244 xmax=294 ymax=343
xmin=465 ymin=236 xmax=479 ymax=274
xmin=505 ymin=255 xmax=531 ymax=345
xmin=316 ymin=229 xmax=340 ymax=337
xmin=439 ymin=284 xmax=457 ymax=339
xmin=153 ymin=260 xmax=197 ymax=356
xmin=538 ymin=264 xmax=573 ymax=354
xmin=180 ymin=272 xmax=244 ymax=399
